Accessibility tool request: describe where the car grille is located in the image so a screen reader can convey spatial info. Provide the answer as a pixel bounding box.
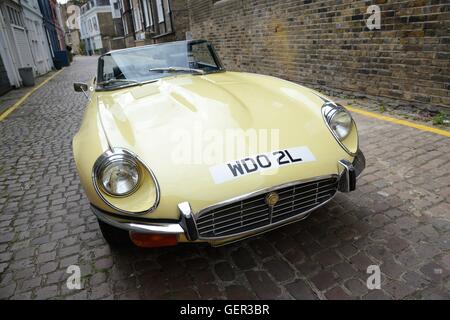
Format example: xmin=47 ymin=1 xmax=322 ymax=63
xmin=195 ymin=177 xmax=338 ymax=239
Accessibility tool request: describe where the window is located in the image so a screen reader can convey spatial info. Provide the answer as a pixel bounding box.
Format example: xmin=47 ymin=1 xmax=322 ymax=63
xmin=114 ymin=2 xmax=119 ymax=9
xmin=156 ymin=0 xmax=164 ymax=23
xmin=142 ymin=0 xmax=152 ymax=28
xmin=122 ymin=16 xmax=128 ymax=35
xmin=133 ymin=4 xmax=142 ymax=31
xmin=164 ymin=0 xmax=170 ymax=14
xmin=88 ymin=19 xmax=92 ymax=32
xmin=163 ymin=0 xmax=172 ymax=32
xmin=7 ymin=6 xmax=24 ymax=27
xmin=93 ymin=16 xmax=98 ymax=31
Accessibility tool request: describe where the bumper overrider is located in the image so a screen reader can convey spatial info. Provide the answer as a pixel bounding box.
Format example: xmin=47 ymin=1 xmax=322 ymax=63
xmin=92 ymin=150 xmax=365 ymax=247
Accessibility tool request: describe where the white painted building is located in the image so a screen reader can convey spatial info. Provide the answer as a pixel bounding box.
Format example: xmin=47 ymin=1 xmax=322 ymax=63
xmin=0 ymin=0 xmax=53 ymax=92
xmin=110 ymin=0 xmax=121 ymax=19
xmin=0 ymin=5 xmax=21 ymax=90
xmin=79 ymin=0 xmax=113 ymax=54
xmin=21 ymin=0 xmax=53 ymax=75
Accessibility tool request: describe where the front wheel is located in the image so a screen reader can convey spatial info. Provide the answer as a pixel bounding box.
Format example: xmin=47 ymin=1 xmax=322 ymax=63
xmin=97 ymin=219 xmax=131 ymax=246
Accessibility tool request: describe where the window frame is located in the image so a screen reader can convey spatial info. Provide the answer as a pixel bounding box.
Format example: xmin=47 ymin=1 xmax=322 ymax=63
xmin=156 ymin=0 xmax=164 ymax=23
xmin=122 ymin=16 xmax=129 ymax=35
xmin=93 ymin=16 xmax=98 ymax=31
xmin=7 ymin=6 xmax=24 ymax=28
xmin=133 ymin=2 xmax=142 ymax=31
xmin=142 ymin=0 xmax=153 ymax=28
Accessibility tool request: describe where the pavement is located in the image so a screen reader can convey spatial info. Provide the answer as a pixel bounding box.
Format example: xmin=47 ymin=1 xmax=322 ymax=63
xmin=0 ymin=56 xmax=449 ymax=300
xmin=0 ymin=70 xmax=60 ymax=116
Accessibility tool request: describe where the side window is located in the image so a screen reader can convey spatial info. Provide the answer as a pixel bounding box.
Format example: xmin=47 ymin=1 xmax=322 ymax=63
xmin=191 ymin=42 xmax=216 ymax=68
xmin=99 ymin=55 xmax=122 ymax=82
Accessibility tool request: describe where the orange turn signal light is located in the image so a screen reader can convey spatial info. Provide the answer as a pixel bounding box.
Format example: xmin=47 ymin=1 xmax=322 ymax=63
xmin=129 ymin=232 xmax=178 ymax=248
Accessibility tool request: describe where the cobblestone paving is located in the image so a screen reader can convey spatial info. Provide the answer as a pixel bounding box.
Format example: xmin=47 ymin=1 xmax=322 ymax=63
xmin=0 ymin=56 xmax=449 ymax=300
xmin=0 ymin=70 xmax=60 ymax=115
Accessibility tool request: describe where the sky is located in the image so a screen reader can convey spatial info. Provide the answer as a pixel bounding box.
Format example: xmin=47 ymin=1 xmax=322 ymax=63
xmin=57 ymin=0 xmax=69 ymax=4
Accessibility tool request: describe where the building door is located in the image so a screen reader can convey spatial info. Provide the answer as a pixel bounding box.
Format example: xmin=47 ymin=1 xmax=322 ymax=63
xmin=0 ymin=54 xmax=12 ymax=96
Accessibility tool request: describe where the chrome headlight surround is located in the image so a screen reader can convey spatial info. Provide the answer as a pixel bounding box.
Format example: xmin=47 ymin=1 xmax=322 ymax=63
xmin=94 ymin=151 xmax=141 ymax=197
xmin=92 ymin=148 xmax=161 ymax=215
xmin=322 ymin=102 xmax=357 ymax=156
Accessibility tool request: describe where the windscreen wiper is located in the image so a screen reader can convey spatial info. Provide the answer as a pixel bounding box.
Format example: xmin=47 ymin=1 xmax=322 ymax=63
xmin=97 ymin=78 xmax=141 ymax=86
xmin=148 ymin=67 xmax=205 ymax=75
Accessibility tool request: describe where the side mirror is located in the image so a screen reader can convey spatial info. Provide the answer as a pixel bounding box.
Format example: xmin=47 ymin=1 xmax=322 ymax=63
xmin=74 ymin=82 xmax=88 ymax=92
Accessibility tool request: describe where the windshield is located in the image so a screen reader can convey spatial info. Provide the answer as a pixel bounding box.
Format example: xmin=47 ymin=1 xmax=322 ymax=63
xmin=96 ymin=40 xmax=224 ymax=90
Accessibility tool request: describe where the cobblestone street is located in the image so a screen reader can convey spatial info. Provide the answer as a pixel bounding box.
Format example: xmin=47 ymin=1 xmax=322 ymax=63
xmin=0 ymin=56 xmax=449 ymax=300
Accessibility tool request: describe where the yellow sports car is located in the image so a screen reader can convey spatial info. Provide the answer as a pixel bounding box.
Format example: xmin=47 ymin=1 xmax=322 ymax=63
xmin=72 ymin=40 xmax=365 ymax=248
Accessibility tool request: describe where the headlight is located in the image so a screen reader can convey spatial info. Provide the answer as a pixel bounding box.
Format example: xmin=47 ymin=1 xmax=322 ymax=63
xmin=329 ymin=109 xmax=352 ymax=140
xmin=94 ymin=152 xmax=141 ymax=197
xmin=322 ymin=103 xmax=353 ymax=141
xmin=100 ymin=159 xmax=140 ymax=196
xmin=92 ymin=148 xmax=160 ymax=215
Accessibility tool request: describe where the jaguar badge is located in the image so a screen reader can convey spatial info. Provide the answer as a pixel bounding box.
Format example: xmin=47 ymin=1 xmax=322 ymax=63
xmin=265 ymin=192 xmax=279 ymax=207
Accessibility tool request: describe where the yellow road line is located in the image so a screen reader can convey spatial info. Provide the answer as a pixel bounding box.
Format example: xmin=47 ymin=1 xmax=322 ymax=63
xmin=346 ymin=105 xmax=450 ymax=138
xmin=0 ymin=69 xmax=63 ymax=121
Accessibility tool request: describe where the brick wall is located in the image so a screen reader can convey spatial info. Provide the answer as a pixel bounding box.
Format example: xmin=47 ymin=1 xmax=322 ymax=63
xmin=172 ymin=0 xmax=190 ymax=40
xmin=98 ymin=12 xmax=115 ymax=37
xmin=187 ymin=0 xmax=450 ymax=109
xmin=153 ymin=0 xmax=190 ymax=43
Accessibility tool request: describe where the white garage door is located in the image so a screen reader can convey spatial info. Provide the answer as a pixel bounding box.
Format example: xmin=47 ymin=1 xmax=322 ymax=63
xmin=12 ymin=26 xmax=34 ymax=68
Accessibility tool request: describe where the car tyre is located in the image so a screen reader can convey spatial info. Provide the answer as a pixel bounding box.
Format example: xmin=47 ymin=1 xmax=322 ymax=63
xmin=98 ymin=219 xmax=132 ymax=246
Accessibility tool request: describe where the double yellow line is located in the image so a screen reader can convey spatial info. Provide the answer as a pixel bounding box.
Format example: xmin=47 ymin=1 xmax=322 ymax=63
xmin=0 ymin=69 xmax=63 ymax=121
xmin=346 ymin=106 xmax=450 ymax=138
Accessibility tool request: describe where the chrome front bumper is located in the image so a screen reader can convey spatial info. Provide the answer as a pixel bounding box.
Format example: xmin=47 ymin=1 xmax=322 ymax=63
xmin=91 ymin=150 xmax=366 ymax=244
xmin=93 ymin=206 xmax=185 ymax=235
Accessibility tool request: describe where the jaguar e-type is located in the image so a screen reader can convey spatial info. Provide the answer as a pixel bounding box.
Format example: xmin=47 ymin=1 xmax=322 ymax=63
xmin=72 ymin=40 xmax=365 ymax=247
